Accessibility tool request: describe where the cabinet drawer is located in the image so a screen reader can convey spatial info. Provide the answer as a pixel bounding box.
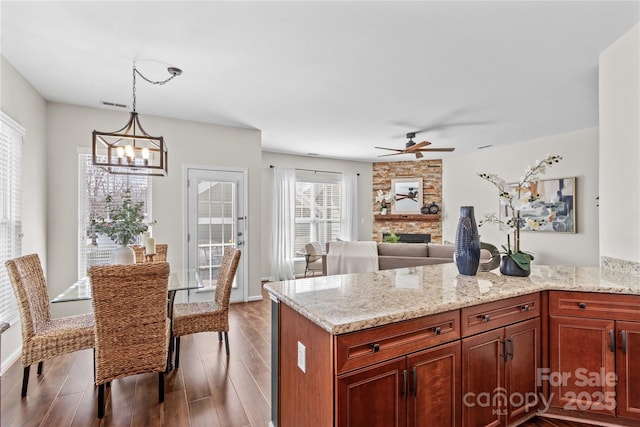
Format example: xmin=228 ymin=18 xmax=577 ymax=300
xmin=549 ymin=291 xmax=640 ymax=321
xmin=461 ymin=293 xmax=540 ymax=337
xmin=334 ymin=310 xmax=459 ymax=374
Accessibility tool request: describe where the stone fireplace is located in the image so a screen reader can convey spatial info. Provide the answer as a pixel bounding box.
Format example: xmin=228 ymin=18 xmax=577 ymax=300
xmin=373 ymin=159 xmax=442 ymax=242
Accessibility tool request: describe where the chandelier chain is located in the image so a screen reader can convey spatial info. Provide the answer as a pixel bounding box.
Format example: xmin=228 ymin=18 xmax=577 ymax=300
xmin=132 ymin=63 xmax=180 ymax=112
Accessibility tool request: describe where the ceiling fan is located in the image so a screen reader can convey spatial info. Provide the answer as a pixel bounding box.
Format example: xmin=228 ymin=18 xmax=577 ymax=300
xmin=375 ymin=132 xmax=455 ymax=159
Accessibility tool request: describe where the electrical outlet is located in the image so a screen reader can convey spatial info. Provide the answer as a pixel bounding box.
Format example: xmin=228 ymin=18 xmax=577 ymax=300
xmin=297 ymin=341 xmax=306 ymax=373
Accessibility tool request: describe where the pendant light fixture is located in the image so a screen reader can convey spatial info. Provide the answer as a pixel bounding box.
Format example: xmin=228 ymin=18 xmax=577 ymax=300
xmin=92 ymin=63 xmax=182 ymax=176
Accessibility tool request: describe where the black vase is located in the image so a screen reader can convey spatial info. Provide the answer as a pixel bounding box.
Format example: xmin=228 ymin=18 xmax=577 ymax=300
xmin=454 ymin=206 xmax=481 ymax=276
xmin=499 ymin=255 xmax=531 ymax=277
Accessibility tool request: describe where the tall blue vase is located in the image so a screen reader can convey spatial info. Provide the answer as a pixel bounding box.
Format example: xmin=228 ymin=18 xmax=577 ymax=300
xmin=454 ymin=206 xmax=481 ymax=276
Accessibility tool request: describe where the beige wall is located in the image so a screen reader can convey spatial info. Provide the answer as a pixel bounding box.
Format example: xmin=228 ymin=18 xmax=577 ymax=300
xmin=443 ymin=128 xmax=600 ymax=267
xmin=0 ymin=56 xmax=48 ymax=370
xmin=261 ymin=152 xmax=373 ymax=279
xmin=599 ymin=24 xmax=640 ymax=264
xmin=44 ymin=103 xmax=263 ymax=319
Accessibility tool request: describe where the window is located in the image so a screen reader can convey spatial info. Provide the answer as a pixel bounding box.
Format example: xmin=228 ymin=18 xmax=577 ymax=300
xmin=293 ymin=172 xmax=341 ymax=257
xmin=77 ymin=152 xmax=151 ymax=278
xmin=0 ymin=112 xmax=24 ymax=324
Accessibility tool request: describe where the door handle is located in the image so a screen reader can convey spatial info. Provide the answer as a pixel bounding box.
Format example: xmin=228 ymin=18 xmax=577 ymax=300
xmin=609 ymin=330 xmax=615 ymax=353
xmin=505 ymin=338 xmax=514 ymax=360
xmin=412 ymin=367 xmax=418 ymax=397
xmin=403 ymin=370 xmax=408 ymax=397
xmin=621 ymin=330 xmax=627 ymax=354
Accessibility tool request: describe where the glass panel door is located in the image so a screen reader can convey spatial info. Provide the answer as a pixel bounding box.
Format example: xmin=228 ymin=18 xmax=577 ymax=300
xmin=187 ymin=168 xmax=246 ymax=302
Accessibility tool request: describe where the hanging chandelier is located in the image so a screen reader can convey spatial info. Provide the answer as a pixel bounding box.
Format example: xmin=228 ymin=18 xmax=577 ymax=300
xmin=92 ymin=63 xmax=182 ymax=176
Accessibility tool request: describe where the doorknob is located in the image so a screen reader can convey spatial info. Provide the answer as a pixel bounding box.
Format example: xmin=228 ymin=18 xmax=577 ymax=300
xmin=237 ymin=241 xmax=244 ymax=246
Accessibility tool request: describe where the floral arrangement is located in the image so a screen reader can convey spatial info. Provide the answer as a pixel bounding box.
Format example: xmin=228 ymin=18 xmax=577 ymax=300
xmin=477 ymin=154 xmax=562 ymax=271
xmin=375 ymin=190 xmax=395 ymax=211
xmin=91 ymin=190 xmax=155 ymax=246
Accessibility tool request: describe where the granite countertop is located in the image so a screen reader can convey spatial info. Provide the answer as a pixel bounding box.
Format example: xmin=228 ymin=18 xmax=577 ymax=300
xmin=264 ymin=264 xmax=640 ymax=335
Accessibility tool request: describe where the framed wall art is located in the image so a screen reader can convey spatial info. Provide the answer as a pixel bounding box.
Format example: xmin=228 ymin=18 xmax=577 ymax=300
xmin=391 ymin=177 xmax=423 ymax=214
xmin=501 ymin=176 xmax=576 ymax=233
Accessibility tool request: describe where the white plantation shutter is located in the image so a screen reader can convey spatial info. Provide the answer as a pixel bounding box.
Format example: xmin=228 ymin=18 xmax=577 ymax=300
xmin=77 ymin=151 xmax=152 ymax=278
xmin=0 ymin=112 xmax=24 ymax=324
xmin=293 ymin=171 xmax=341 ymax=258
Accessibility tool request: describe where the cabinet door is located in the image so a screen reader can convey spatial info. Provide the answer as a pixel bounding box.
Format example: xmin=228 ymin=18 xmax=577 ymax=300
xmin=407 ymin=341 xmax=461 ymax=427
xmin=505 ymin=318 xmax=540 ymax=425
xmin=549 ymin=316 xmax=616 ymax=415
xmin=462 ymin=328 xmax=504 ymax=427
xmin=336 ymin=357 xmax=407 ymax=427
xmin=616 ymin=321 xmax=640 ymax=420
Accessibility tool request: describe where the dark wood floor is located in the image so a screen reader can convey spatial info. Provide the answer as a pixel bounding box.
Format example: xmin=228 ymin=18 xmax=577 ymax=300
xmin=0 ymin=285 xmax=618 ymax=426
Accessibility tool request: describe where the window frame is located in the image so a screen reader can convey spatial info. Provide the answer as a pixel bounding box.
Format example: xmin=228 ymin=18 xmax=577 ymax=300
xmin=0 ymin=111 xmax=24 ymax=325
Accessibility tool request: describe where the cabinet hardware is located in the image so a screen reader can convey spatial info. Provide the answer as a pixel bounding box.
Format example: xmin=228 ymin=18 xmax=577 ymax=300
xmin=482 ymin=314 xmax=491 ymax=322
xmin=371 ymin=343 xmax=380 ymax=353
xmin=578 ymin=302 xmax=587 ymax=309
xmin=501 ymin=339 xmax=508 ymax=362
xmin=433 ymin=327 xmax=442 ymax=335
xmin=520 ymin=304 xmax=529 ymax=312
xmin=403 ymin=370 xmax=408 ymax=397
xmin=609 ymin=330 xmax=615 ymax=353
xmin=506 ymin=338 xmax=514 ymax=360
xmin=412 ymin=367 xmax=418 ymax=397
xmin=621 ymin=330 xmax=627 ymax=354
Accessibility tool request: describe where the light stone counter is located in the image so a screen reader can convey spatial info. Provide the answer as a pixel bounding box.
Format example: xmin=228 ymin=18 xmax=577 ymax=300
xmin=264 ymin=264 xmax=640 ymax=335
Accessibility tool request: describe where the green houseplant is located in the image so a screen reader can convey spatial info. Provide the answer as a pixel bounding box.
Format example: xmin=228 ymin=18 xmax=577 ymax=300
xmin=91 ymin=190 xmax=155 ymax=264
xmin=478 ymin=154 xmax=562 ymax=276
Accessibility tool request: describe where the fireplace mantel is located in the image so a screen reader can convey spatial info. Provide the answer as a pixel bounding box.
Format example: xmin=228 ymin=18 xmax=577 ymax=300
xmin=374 ymin=214 xmax=440 ymax=222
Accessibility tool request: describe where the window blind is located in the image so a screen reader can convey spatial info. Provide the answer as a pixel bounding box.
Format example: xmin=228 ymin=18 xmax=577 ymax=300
xmin=77 ymin=152 xmax=152 ymax=278
xmin=0 ymin=112 xmax=24 ymax=324
xmin=294 ymin=177 xmax=341 ymax=257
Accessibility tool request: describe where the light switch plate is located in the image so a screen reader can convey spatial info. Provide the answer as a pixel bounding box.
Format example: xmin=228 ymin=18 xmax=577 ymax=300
xmin=297 ymin=341 xmax=306 ymax=373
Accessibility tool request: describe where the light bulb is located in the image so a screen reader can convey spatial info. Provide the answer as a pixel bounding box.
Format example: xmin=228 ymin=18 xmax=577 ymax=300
xmin=141 ymin=147 xmax=150 ymax=160
xmin=116 ymin=146 xmax=125 ymax=158
xmin=125 ymin=145 xmax=134 ymax=159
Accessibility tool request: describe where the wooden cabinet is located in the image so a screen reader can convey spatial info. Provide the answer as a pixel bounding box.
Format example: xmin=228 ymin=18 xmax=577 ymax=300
xmin=336 ymin=341 xmax=462 ymax=427
xmin=615 ymin=321 xmax=640 ymax=420
xmin=462 ymin=318 xmax=540 ymax=427
xmin=549 ymin=291 xmax=640 ymax=422
xmin=337 ymin=357 xmax=408 ymax=427
xmin=276 ymin=293 xmax=541 ymax=427
xmin=407 ymin=341 xmax=461 ymax=427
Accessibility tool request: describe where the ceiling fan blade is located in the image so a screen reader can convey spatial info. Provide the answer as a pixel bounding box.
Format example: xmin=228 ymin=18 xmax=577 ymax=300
xmin=405 ymin=141 xmax=432 ymax=151
xmin=416 ymin=147 xmax=456 ymax=152
xmin=415 ymin=151 xmax=424 ymax=159
xmin=378 ymin=152 xmax=404 ymax=157
xmin=375 ymin=146 xmax=404 ymax=152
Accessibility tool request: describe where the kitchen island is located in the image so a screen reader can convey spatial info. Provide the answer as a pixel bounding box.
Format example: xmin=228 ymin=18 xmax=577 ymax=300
xmin=265 ymin=263 xmax=640 ymax=427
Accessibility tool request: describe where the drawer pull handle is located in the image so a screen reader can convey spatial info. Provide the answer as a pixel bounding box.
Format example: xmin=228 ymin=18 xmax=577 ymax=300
xmin=433 ymin=327 xmax=442 ymax=335
xmin=520 ymin=304 xmax=529 ymax=312
xmin=371 ymin=343 xmax=380 ymax=353
xmin=578 ymin=302 xmax=587 ymax=309
xmin=482 ymin=314 xmax=491 ymax=322
xmin=609 ymin=330 xmax=615 ymax=353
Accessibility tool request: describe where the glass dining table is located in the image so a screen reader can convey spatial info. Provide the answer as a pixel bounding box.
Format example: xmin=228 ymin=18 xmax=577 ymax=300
xmin=51 ymin=269 xmax=203 ymax=370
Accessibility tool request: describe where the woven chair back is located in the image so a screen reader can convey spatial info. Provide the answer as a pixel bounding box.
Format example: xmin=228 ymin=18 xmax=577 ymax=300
xmin=89 ymin=261 xmax=170 ymax=385
xmin=214 ymin=247 xmax=241 ymax=310
xmin=131 ymin=245 xmax=145 ymax=263
xmin=155 ymin=244 xmax=168 ymax=262
xmin=5 ymin=254 xmax=52 ymax=340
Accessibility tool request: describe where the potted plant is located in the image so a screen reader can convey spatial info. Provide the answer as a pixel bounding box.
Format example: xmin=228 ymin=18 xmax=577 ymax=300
xmin=383 ymin=232 xmax=401 ymax=243
xmin=478 ymin=154 xmax=562 ymax=276
xmin=376 ymin=190 xmax=395 ymax=214
xmin=91 ymin=189 xmax=155 ymax=264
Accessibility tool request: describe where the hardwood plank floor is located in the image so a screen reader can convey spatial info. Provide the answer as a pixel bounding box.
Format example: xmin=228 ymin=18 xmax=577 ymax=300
xmin=0 ymin=285 xmax=619 ymax=426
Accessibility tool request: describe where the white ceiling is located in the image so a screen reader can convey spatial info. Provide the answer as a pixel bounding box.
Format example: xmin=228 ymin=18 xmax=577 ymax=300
xmin=1 ymin=1 xmax=638 ymax=162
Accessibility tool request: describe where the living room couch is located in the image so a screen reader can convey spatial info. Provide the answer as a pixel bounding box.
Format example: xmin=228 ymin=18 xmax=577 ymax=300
xmin=323 ymin=241 xmax=494 ymax=274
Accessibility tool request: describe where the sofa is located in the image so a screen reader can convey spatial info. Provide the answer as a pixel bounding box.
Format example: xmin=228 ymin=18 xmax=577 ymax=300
xmin=324 ymin=241 xmax=494 ymax=275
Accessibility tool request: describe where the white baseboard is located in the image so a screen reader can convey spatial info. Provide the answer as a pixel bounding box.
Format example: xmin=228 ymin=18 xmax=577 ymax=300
xmin=1 ymin=347 xmax=21 ymax=376
xmin=247 ymin=294 xmax=264 ymax=302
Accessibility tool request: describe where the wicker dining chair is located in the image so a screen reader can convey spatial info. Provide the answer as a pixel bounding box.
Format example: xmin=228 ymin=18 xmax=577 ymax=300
xmin=132 ymin=244 xmax=167 ymax=262
xmin=89 ymin=261 xmax=171 ymax=419
xmin=172 ymin=247 xmax=241 ymax=368
xmin=5 ymin=254 xmax=95 ymax=397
